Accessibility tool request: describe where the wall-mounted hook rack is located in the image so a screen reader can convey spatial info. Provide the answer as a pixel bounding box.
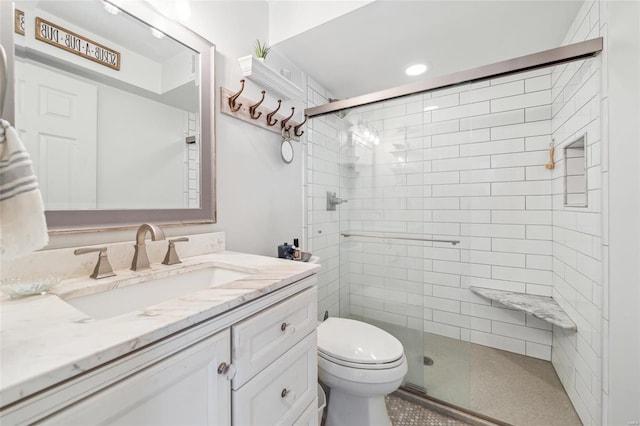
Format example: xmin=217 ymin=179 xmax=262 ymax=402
xmin=228 ymin=79 xmax=245 ymax=112
xmin=280 ymin=107 xmax=295 ymax=131
xmin=293 ymin=115 xmax=308 ymax=137
xmin=221 ymin=84 xmax=306 ymax=141
xmin=248 ymin=90 xmax=265 ymax=119
xmin=266 ymin=100 xmax=281 ymax=127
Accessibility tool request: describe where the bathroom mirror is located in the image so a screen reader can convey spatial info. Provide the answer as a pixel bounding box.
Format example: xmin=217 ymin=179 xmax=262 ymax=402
xmin=4 ymin=0 xmax=215 ymax=229
xmin=280 ymin=139 xmax=294 ymax=164
xmin=563 ymin=134 xmax=588 ymax=207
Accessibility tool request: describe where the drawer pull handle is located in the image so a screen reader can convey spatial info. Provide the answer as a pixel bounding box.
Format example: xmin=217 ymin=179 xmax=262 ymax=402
xmin=281 ymin=388 xmax=297 ymax=404
xmin=280 ymin=322 xmax=296 ymax=333
xmin=217 ymin=362 xmax=237 ymax=381
xmin=217 ymin=362 xmax=229 ymax=375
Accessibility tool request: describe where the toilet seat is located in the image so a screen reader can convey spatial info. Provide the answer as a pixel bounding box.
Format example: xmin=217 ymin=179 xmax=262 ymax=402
xmin=317 ymin=317 xmax=404 ymax=366
xmin=318 ymin=350 xmax=405 ymax=370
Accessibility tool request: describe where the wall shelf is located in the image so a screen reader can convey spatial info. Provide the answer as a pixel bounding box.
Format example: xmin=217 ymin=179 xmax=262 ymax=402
xmin=469 ymin=286 xmax=577 ymax=331
xmin=237 ymin=55 xmax=303 ymax=100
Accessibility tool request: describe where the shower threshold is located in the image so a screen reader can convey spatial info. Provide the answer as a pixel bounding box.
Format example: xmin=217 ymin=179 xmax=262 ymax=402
xmin=395 ymin=388 xmax=510 ymax=426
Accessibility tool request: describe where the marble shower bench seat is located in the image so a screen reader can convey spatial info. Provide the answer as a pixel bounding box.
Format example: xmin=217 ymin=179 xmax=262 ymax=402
xmin=469 ymin=286 xmax=577 ymax=332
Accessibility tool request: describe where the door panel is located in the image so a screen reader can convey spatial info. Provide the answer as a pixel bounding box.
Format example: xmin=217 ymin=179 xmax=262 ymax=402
xmin=15 ymin=61 xmax=98 ymax=209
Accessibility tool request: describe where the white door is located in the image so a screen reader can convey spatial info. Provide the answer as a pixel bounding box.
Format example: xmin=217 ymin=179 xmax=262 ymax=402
xmin=44 ymin=329 xmax=232 ymax=425
xmin=14 ymin=61 xmax=98 ymax=210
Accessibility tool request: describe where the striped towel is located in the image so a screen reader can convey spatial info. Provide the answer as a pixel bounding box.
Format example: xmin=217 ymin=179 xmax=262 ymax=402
xmin=0 ymin=119 xmax=48 ymax=260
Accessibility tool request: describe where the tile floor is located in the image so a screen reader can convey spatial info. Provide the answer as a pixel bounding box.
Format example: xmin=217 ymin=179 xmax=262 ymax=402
xmin=386 ymin=394 xmax=472 ymax=426
xmin=349 ymin=316 xmax=582 ymax=425
xmin=423 ymin=333 xmax=582 ymax=426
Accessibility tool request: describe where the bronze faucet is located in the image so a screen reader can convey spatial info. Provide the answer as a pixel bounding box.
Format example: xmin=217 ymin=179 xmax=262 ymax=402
xmin=131 ymin=224 xmax=166 ymax=271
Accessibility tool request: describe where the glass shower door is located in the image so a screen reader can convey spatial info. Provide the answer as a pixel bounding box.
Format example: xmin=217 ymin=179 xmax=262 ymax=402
xmin=333 ymin=94 xmax=428 ymax=391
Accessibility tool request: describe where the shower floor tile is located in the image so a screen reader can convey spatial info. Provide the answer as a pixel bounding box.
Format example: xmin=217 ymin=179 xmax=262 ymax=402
xmin=424 ymin=333 xmax=582 ymax=426
xmin=386 ymin=394 xmax=472 ymax=426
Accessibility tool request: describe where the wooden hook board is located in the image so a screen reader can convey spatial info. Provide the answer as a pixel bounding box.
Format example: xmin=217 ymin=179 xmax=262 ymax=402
xmin=220 ymin=87 xmax=304 ymax=141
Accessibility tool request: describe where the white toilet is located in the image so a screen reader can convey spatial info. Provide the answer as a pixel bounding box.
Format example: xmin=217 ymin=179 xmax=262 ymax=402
xmin=317 ymin=317 xmax=408 ymax=426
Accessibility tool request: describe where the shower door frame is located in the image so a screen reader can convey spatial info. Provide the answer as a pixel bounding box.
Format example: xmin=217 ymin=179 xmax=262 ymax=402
xmin=305 ymin=38 xmax=602 ymax=119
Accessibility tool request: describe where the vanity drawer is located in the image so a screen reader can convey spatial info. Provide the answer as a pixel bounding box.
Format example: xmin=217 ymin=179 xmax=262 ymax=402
xmin=232 ymin=331 xmax=317 ymax=426
xmin=232 ymin=286 xmax=317 ymax=388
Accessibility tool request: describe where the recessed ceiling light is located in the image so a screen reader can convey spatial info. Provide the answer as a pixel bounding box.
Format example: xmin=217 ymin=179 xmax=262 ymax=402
xmin=423 ymin=105 xmax=439 ymax=111
xmin=103 ymin=1 xmax=119 ymax=15
xmin=405 ymin=64 xmax=427 ymax=76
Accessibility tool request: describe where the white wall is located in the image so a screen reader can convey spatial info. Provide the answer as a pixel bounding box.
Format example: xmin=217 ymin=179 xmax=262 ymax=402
xmin=605 ymin=1 xmax=640 ymax=424
xmin=551 ymin=1 xmax=640 ymax=424
xmin=148 ymin=1 xmax=305 ymax=256
xmin=43 ymin=1 xmax=305 ymax=258
xmin=549 ymin=3 xmax=603 ymax=424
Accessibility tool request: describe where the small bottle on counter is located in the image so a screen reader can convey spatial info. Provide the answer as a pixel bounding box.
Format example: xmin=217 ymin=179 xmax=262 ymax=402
xmin=293 ymin=238 xmax=302 ymax=260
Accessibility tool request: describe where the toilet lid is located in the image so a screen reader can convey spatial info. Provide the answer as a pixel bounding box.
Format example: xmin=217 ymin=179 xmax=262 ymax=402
xmin=317 ymin=318 xmax=404 ymax=364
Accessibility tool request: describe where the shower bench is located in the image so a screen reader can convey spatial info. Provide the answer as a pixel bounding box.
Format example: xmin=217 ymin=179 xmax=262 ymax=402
xmin=469 ymin=287 xmax=577 ymax=331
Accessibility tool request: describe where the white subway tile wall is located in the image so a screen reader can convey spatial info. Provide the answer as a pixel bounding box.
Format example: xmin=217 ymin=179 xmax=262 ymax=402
xmin=336 ymin=67 xmax=557 ymax=358
xmin=551 ymin=1 xmax=604 ymax=424
xmin=184 ymin=112 xmax=199 ymax=207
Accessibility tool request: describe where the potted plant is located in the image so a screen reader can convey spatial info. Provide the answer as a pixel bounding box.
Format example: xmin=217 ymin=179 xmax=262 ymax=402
xmin=254 ymin=39 xmax=270 ymax=61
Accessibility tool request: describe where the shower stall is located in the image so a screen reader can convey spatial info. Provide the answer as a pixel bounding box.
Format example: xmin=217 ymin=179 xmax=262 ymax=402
xmin=305 ymin=38 xmax=603 ymax=424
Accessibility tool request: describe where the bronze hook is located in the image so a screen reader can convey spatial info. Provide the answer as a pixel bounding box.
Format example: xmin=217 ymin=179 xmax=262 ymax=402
xmin=266 ymin=100 xmax=282 ymax=126
xmin=248 ymin=91 xmax=266 ymax=119
xmin=228 ymin=79 xmax=245 ymax=112
xmin=281 ymin=107 xmax=295 ymax=131
xmin=293 ymin=114 xmax=308 ymax=137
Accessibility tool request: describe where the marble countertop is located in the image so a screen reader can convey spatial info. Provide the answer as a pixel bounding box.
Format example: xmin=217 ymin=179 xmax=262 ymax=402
xmin=0 ymin=251 xmax=319 ymax=407
xmin=469 ymin=286 xmax=577 ymax=331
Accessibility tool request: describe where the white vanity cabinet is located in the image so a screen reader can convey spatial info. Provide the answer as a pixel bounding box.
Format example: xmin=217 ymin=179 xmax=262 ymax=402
xmin=231 ymin=287 xmax=318 ymax=425
xmin=45 ymin=329 xmax=232 ymax=425
xmin=1 ymin=276 xmax=318 ymax=426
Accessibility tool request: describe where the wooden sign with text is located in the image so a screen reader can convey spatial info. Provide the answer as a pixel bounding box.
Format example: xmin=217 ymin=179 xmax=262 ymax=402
xmin=35 ymin=17 xmax=121 ymax=70
xmin=15 ymin=9 xmax=25 ymax=35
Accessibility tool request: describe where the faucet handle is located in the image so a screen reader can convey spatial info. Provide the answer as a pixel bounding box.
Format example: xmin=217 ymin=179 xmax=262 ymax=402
xmin=162 ymin=237 xmax=189 ymax=266
xmin=74 ymin=247 xmax=116 ymax=279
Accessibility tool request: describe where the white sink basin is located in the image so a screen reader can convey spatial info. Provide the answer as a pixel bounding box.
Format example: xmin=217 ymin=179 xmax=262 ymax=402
xmin=63 ymin=266 xmax=250 ymax=320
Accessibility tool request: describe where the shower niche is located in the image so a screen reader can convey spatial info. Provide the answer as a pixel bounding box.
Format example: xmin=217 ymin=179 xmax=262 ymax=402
xmin=563 ymin=134 xmax=588 ymax=207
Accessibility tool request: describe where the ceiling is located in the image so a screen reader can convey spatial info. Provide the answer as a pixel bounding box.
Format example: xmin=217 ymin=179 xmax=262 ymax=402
xmin=273 ymin=0 xmax=584 ymax=99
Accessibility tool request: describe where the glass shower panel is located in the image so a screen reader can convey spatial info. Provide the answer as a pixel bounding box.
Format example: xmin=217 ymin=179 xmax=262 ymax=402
xmin=330 ymin=83 xmax=475 ymax=394
xmin=420 ymin=83 xmax=476 ymax=408
xmin=458 ymin=67 xmax=558 ymax=421
xmin=334 ymin=93 xmax=427 ymax=391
